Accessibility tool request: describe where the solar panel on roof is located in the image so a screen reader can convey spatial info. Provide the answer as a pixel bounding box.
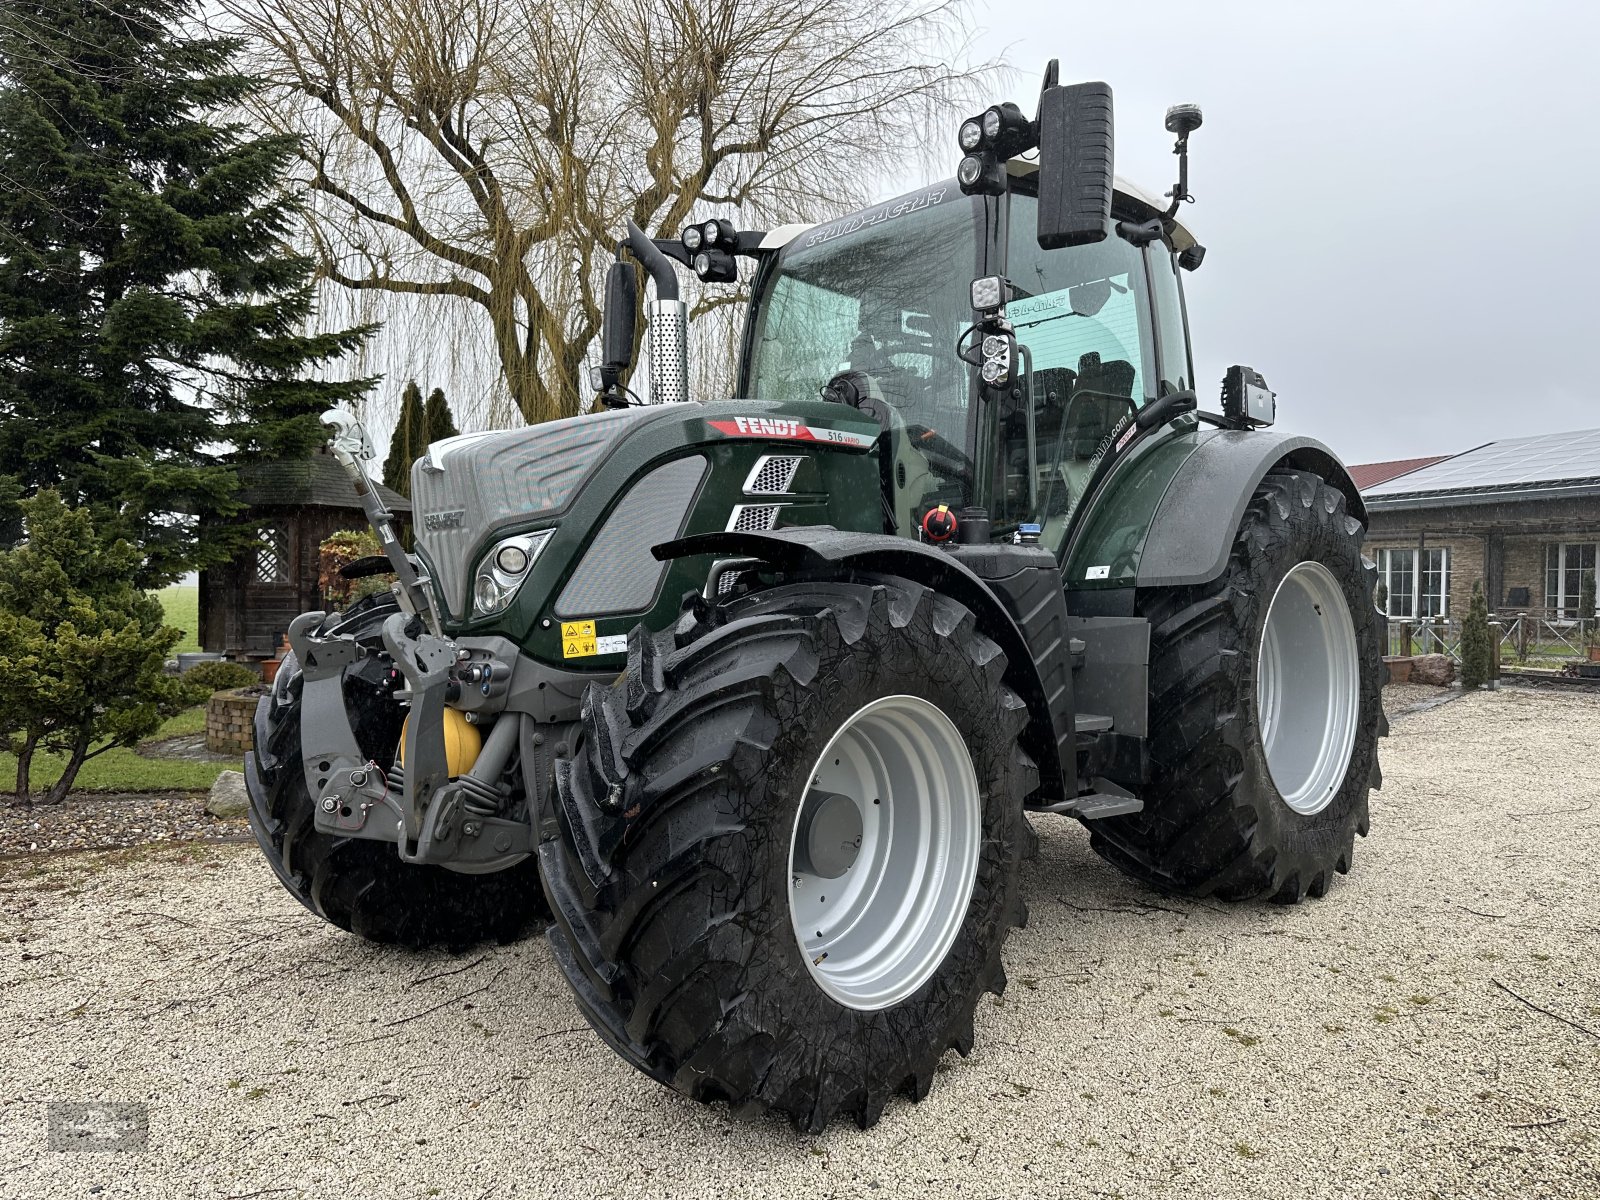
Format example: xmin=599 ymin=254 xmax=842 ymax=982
xmin=1364 ymin=428 xmax=1600 ymax=496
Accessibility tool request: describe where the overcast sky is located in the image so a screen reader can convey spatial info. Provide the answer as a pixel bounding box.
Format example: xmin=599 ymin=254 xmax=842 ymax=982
xmin=964 ymin=0 xmax=1598 ymax=465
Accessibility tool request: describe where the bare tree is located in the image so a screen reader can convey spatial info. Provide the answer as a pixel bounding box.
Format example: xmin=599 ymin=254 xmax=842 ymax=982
xmin=219 ymin=0 xmax=981 ymax=424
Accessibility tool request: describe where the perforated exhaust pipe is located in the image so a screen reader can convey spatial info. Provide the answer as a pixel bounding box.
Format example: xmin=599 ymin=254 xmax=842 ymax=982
xmin=644 ymin=298 xmax=689 ymax=405
xmin=626 ymin=220 xmax=690 ymax=405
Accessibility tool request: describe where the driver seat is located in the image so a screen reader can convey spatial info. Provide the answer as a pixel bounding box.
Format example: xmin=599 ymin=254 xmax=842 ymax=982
xmin=1062 ymin=352 xmax=1137 ymax=459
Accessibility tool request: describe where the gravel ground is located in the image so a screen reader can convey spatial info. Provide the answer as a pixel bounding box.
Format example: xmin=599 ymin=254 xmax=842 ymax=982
xmin=0 ymin=794 xmax=248 ymax=857
xmin=2 ymin=687 xmax=1597 ymax=1199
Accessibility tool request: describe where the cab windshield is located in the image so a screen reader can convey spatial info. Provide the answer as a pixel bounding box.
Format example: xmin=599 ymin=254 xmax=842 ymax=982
xmin=744 ymin=182 xmax=1177 ymax=546
xmin=744 ymin=184 xmax=980 ymax=528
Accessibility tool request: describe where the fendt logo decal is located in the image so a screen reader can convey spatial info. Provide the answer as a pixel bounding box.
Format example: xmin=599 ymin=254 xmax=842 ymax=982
xmin=709 ymin=417 xmax=875 ymax=449
xmin=725 ymin=416 xmax=801 ymax=438
xmin=423 ymin=509 xmax=465 ymax=531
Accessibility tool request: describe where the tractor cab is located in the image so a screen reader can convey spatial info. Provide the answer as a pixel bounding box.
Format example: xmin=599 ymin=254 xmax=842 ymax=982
xmin=739 ymin=168 xmax=1202 ymax=553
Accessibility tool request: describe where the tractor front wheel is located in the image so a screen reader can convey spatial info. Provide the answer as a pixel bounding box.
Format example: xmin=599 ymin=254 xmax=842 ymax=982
xmin=1088 ymin=468 xmax=1385 ymax=903
xmin=540 ymin=578 xmax=1036 ymax=1131
xmin=245 ymin=604 xmax=547 ymax=949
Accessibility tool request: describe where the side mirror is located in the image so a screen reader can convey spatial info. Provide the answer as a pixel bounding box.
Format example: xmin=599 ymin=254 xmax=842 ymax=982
xmin=1036 ymin=81 xmax=1114 ymax=250
xmin=599 ymin=260 xmax=638 ymax=391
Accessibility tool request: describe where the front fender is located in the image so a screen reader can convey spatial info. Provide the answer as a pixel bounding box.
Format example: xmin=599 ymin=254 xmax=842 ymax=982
xmin=655 ymin=527 xmax=1077 ymax=804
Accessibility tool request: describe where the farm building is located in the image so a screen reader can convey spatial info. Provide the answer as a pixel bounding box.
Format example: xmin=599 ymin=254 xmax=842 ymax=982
xmin=198 ymin=449 xmax=409 ymax=662
xmin=1352 ymin=428 xmax=1600 ymax=632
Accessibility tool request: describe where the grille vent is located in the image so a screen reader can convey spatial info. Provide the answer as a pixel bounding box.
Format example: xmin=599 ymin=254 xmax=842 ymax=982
xmin=744 ymin=455 xmax=806 ymax=495
xmin=727 ymin=504 xmax=784 ymax=532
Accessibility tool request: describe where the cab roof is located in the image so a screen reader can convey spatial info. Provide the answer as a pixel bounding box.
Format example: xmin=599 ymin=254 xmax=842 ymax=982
xmin=757 ymin=167 xmax=1196 ymax=255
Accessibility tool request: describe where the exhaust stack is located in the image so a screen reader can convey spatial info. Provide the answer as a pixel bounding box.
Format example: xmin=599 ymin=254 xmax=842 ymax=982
xmin=626 ymin=221 xmax=689 ymax=405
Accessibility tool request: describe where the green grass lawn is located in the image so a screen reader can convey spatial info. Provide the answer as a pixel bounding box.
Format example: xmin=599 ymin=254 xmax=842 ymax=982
xmin=1 ymin=707 xmax=241 ymax=796
xmin=158 ymin=584 xmax=200 ymax=653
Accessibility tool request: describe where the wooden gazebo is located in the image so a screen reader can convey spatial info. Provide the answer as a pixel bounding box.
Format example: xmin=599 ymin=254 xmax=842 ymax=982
xmin=199 ymin=449 xmax=410 ymax=661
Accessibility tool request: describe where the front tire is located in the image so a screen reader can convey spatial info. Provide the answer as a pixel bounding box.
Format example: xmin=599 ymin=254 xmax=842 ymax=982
xmin=540 ymin=579 xmax=1036 ymax=1130
xmin=245 ymin=606 xmax=547 ymax=949
xmin=1089 ymin=469 xmax=1385 ymax=902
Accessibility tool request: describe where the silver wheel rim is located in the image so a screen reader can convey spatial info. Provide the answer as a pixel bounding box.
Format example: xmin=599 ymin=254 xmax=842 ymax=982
xmin=787 ymin=695 xmax=981 ymax=1011
xmin=1257 ymin=560 xmax=1361 ymax=816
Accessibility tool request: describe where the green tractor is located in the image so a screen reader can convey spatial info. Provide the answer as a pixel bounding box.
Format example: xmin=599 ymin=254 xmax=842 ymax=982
xmin=245 ymin=65 xmax=1384 ymax=1131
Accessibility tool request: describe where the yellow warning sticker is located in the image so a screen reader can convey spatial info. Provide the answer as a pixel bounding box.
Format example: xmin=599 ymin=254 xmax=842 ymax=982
xmin=561 ymin=620 xmax=597 ymax=658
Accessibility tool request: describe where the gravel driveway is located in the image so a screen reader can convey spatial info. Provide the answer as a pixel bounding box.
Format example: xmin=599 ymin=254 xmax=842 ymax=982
xmin=3 ymin=687 xmax=1597 ymax=1199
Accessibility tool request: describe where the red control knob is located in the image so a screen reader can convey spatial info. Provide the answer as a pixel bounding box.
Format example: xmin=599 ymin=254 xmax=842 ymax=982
xmin=921 ymin=504 xmax=958 ymax=543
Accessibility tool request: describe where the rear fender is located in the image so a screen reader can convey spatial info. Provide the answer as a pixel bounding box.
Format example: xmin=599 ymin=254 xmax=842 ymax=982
xmin=1134 ymin=431 xmax=1366 ymax=590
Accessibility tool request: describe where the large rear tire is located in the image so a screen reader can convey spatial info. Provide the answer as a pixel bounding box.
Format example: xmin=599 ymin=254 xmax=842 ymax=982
xmin=245 ymin=605 xmax=547 ymax=949
xmin=1088 ymin=469 xmax=1385 ymax=903
xmin=540 ymin=579 xmax=1036 ymax=1131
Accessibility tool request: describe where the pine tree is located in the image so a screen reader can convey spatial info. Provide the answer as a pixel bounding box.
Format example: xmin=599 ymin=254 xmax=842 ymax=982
xmin=381 ymin=380 xmax=427 ymax=497
xmin=1460 ymin=580 xmax=1492 ymax=690
xmin=424 ymin=387 xmax=460 ymax=445
xmin=0 ymin=1 xmax=376 ymax=584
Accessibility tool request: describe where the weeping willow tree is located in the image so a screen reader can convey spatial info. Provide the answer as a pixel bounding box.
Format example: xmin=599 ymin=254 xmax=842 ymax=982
xmin=218 ymin=0 xmax=984 ymax=425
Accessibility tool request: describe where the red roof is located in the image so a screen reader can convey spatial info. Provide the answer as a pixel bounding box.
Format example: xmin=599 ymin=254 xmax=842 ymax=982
xmin=1347 ymin=455 xmax=1453 ymax=491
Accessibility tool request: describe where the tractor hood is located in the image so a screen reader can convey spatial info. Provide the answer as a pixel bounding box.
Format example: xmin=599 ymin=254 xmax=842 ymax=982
xmin=411 ymin=405 xmax=685 ymax=620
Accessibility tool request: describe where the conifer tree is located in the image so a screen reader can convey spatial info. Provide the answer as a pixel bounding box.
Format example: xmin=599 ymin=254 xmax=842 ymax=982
xmin=424 ymin=387 xmax=460 ymax=446
xmin=380 ymin=380 xmax=426 ymax=497
xmin=0 ymin=492 xmax=189 ymax=803
xmin=0 ymin=0 xmax=376 ymax=583
xmin=1460 ymin=580 xmax=1492 ymax=690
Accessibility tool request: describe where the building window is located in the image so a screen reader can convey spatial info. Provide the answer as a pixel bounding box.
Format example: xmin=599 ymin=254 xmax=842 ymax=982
xmin=254 ymin=527 xmax=288 ymax=583
xmin=1545 ymin=542 xmax=1597 ymax=618
xmin=1378 ymin=547 xmax=1449 ymax=618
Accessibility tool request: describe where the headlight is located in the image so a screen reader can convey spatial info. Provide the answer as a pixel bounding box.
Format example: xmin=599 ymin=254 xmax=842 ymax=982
xmin=701 ymin=219 xmax=722 ymax=247
xmin=472 ymin=530 xmax=552 ymax=617
xmin=958 ymin=117 xmax=985 ymax=152
xmin=495 ymin=544 xmax=529 ymax=574
xmin=982 ymin=107 xmax=1003 ymax=143
xmin=682 ymin=224 xmax=703 ymax=252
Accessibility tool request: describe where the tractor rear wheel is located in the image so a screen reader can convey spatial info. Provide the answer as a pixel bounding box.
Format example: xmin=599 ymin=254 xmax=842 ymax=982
xmin=540 ymin=578 xmax=1035 ymax=1131
xmin=245 ymin=603 xmax=547 ymax=949
xmin=1088 ymin=469 xmax=1385 ymax=903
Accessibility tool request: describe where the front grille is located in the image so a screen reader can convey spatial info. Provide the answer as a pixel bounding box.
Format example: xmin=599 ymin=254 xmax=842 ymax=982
xmin=727 ymin=504 xmax=784 ymax=532
xmin=744 ymin=455 xmax=805 ymax=495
